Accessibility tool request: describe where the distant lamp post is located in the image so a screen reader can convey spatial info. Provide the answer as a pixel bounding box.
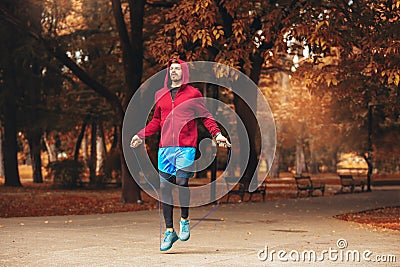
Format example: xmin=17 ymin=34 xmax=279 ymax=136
xmin=366 ymin=103 xmax=383 ymax=192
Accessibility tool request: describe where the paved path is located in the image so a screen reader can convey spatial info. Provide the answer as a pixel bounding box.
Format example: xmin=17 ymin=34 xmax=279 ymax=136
xmin=1 ymin=187 xmax=399 ymax=266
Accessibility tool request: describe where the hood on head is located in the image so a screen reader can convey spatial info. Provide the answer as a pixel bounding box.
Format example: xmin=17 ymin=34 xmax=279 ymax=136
xmin=164 ymin=58 xmax=190 ymax=88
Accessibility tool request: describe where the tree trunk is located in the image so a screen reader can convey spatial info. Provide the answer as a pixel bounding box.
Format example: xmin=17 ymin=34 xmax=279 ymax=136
xmin=309 ymin=140 xmax=319 ymax=174
xmin=3 ymin=88 xmax=21 ymax=186
xmin=270 ymin=147 xmax=280 ymax=178
xmin=26 ymin=129 xmax=43 ymax=183
xmin=330 ymin=148 xmax=339 ymax=173
xmin=363 ymin=153 xmax=373 ymax=192
xmin=295 ymin=141 xmax=306 ymax=175
xmin=215 ymin=2 xmax=276 ymax=189
xmin=233 ymin=88 xmax=260 ymax=190
xmin=96 ymin=124 xmax=106 ymax=173
xmin=233 ymin=51 xmax=263 ymax=191
xmin=26 ymin=59 xmax=43 ymax=183
xmin=74 ymin=119 xmax=89 ymax=162
xmin=82 ymin=134 xmax=88 ymax=166
xmin=99 ymin=121 xmax=108 ymax=155
xmin=0 ymin=127 xmax=4 ymax=178
xmin=111 ymin=125 xmax=118 ymax=150
xmin=43 ymin=132 xmax=57 ymax=163
xmin=112 ymin=0 xmax=144 ymax=203
xmin=89 ymin=121 xmax=97 ymax=183
xmin=1 ymin=1 xmax=21 ymax=187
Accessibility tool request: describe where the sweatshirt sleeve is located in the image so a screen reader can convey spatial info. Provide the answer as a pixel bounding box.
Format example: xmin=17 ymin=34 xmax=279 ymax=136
xmin=136 ymin=97 xmax=161 ymax=139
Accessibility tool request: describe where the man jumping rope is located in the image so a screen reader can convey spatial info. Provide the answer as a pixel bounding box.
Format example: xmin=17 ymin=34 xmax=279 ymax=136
xmin=130 ymin=58 xmax=230 ymax=251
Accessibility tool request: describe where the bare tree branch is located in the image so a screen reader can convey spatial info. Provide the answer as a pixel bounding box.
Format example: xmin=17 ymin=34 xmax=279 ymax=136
xmin=145 ymin=0 xmax=175 ymax=8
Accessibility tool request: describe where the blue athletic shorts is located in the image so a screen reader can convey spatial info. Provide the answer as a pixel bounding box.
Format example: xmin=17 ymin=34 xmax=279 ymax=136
xmin=158 ymin=147 xmax=196 ymax=178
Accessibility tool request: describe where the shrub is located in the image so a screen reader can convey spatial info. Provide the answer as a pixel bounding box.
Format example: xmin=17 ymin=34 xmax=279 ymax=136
xmin=47 ymin=159 xmax=84 ymax=189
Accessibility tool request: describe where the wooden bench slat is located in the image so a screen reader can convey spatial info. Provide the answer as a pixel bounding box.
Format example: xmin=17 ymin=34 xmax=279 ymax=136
xmin=224 ymin=177 xmax=266 ymax=202
xmin=294 ymin=175 xmax=325 ymax=197
xmin=339 ymin=174 xmax=365 ymax=193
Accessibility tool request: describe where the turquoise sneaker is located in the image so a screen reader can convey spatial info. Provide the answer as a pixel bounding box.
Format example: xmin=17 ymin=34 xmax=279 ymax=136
xmin=179 ymin=219 xmax=190 ymax=241
xmin=160 ymin=230 xmax=178 ymax=251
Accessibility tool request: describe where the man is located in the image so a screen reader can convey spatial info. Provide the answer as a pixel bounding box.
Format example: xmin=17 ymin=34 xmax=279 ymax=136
xmin=130 ymin=58 xmax=229 ymax=251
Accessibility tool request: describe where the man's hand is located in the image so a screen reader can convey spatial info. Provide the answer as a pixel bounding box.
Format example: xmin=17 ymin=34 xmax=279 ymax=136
xmin=130 ymin=135 xmax=143 ymax=148
xmin=215 ymin=133 xmax=231 ymax=147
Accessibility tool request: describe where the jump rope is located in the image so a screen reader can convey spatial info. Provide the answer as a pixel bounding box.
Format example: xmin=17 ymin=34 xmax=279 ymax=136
xmin=131 ymin=140 xmax=231 ymax=247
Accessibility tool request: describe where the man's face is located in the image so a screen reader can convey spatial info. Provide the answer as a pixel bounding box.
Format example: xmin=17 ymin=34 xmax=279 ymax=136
xmin=169 ymin=63 xmax=183 ymax=83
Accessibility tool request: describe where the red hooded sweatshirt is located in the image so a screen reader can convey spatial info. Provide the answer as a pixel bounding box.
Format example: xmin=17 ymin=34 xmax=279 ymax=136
xmin=137 ymin=59 xmax=221 ymax=148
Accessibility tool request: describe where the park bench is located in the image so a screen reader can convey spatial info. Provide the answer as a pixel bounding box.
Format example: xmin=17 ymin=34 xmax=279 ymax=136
xmin=294 ymin=174 xmax=325 ymax=197
xmin=338 ymin=174 xmax=365 ymax=193
xmin=224 ymin=176 xmax=266 ymax=202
